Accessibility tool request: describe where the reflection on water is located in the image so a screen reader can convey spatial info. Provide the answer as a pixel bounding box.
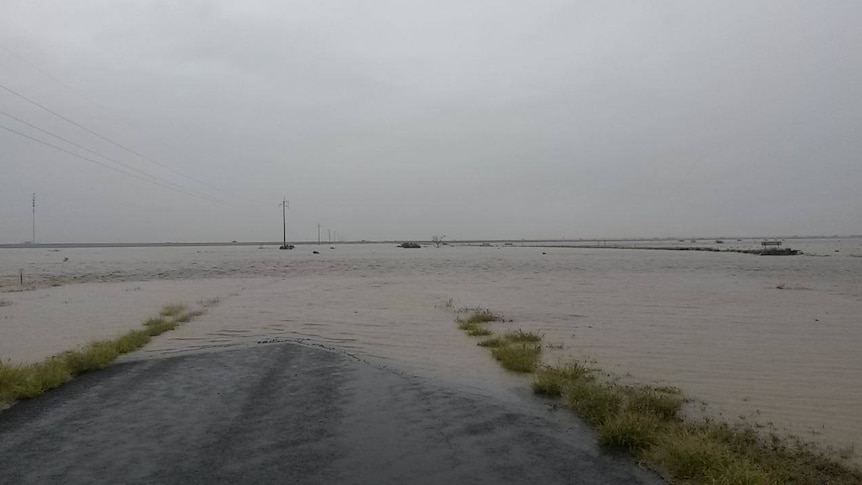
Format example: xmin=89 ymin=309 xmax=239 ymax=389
xmin=1 ymin=240 xmax=861 ymax=456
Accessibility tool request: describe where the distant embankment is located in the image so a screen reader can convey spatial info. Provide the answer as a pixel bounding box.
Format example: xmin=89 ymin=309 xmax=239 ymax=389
xmin=529 ymin=245 xmax=801 ymax=256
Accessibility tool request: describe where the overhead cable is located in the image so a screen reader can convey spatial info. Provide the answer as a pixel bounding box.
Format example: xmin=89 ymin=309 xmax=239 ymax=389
xmin=0 ymin=109 xmax=215 ymax=199
xmin=0 ymin=122 xmax=217 ymax=201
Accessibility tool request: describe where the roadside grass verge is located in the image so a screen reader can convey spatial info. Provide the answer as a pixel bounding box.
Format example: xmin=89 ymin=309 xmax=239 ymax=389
xmin=173 ymin=309 xmax=205 ymax=324
xmin=547 ymin=358 xmax=860 ymax=483
xmin=453 ymin=311 xmax=541 ymax=372
xmin=490 ymin=342 xmax=542 ymax=373
xmin=0 ymin=302 xmax=205 ymax=407
xmin=160 ymin=302 xmax=187 ymax=318
xmin=553 ymin=357 xmax=859 ymax=484
xmin=457 ymin=320 xmax=493 ymax=336
xmin=532 ymin=362 xmax=594 ymax=397
xmin=458 ymin=309 xmax=502 ymax=324
xmin=565 ymin=379 xmax=623 ymax=425
xmin=502 ymin=329 xmax=542 ymax=343
xmin=477 ymin=336 xmax=507 ymax=348
xmin=455 ymin=307 xmax=862 ymax=484
xmin=143 ymin=316 xmax=178 ymax=335
xmin=455 ymin=309 xmax=503 ymax=337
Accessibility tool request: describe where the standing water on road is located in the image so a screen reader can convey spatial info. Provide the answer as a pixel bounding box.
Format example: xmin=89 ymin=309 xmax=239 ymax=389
xmin=2 ymin=239 xmax=861 ymax=458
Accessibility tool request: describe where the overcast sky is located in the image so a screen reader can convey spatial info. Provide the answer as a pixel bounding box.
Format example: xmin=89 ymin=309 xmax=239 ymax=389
xmin=1 ymin=1 xmax=860 ymax=243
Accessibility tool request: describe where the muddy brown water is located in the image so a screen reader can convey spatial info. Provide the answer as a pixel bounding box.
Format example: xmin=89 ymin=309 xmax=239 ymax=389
xmin=1 ymin=240 xmax=861 ymax=459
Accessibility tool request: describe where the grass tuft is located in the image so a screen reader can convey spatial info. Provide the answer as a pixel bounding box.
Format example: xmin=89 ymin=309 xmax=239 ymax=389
xmin=502 ymin=329 xmax=542 ymax=343
xmin=115 ymin=329 xmax=152 ymax=354
xmin=644 ymin=425 xmax=774 ymax=484
xmin=458 ymin=309 xmax=502 ymax=324
xmin=625 ymin=385 xmax=684 ymax=421
xmin=477 ymin=337 xmax=507 ymax=348
xmin=457 ymin=320 xmax=493 ymax=336
xmin=598 ymin=410 xmax=661 ymax=452
xmin=159 ymin=302 xmax=187 ymax=318
xmin=646 ymin=426 xmax=734 ymax=481
xmin=0 ymin=358 xmax=71 ymax=401
xmin=173 ymin=309 xmax=205 ymax=324
xmin=61 ymin=341 xmax=120 ymax=375
xmin=563 ymin=380 xmax=622 ymax=425
xmin=455 ymin=308 xmax=505 ymax=337
xmin=531 ymin=362 xmax=594 ymax=397
xmin=143 ymin=317 xmax=178 ymax=336
xmin=490 ymin=342 xmax=541 ymax=373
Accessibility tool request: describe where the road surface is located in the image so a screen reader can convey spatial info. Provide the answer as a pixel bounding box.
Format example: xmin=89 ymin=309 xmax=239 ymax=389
xmin=0 ymin=343 xmax=662 ymax=484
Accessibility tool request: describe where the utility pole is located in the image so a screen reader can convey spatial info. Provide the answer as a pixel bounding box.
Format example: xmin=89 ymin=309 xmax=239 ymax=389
xmin=317 ymin=224 xmax=321 ymax=245
xmin=328 ymin=229 xmax=331 ymax=244
xmin=279 ymin=198 xmax=290 ymax=249
xmin=31 ymin=193 xmax=36 ymax=244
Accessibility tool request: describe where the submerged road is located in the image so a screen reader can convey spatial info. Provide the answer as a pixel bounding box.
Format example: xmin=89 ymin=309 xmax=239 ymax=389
xmin=0 ymin=343 xmax=662 ymax=484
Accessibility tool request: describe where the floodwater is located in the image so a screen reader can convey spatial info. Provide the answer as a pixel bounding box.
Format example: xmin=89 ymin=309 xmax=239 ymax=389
xmin=1 ymin=239 xmax=861 ymax=457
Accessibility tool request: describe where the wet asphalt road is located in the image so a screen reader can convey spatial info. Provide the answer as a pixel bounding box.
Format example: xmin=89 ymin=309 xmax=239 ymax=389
xmin=0 ymin=344 xmax=662 ymax=484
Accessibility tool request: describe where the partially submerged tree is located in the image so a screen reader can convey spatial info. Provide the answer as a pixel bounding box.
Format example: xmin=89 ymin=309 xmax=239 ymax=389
xmin=431 ymin=235 xmax=446 ymax=248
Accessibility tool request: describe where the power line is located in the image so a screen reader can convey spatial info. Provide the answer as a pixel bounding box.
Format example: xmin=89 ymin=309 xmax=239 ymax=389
xmin=0 ymin=53 xmax=273 ymax=207
xmin=0 ymin=109 xmax=215 ymax=199
xmin=0 ymin=122 xmax=217 ymax=201
xmin=0 ymin=44 xmax=103 ymax=110
xmin=0 ymin=82 xmax=157 ymax=163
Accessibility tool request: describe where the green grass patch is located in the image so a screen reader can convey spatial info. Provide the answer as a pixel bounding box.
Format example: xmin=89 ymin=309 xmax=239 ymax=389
xmin=143 ymin=317 xmax=178 ymax=336
xmin=0 ymin=358 xmax=71 ymax=402
xmin=502 ymin=329 xmax=542 ymax=343
xmin=477 ymin=336 xmax=507 ymax=348
xmin=531 ymin=362 xmax=594 ymax=397
xmin=644 ymin=425 xmax=771 ymax=484
xmin=456 ymin=306 xmax=862 ymax=483
xmin=598 ymin=410 xmax=661 ymax=452
xmin=490 ymin=342 xmax=541 ymax=373
xmin=478 ymin=331 xmax=544 ymax=349
xmin=0 ymin=301 xmax=205 ymax=407
xmin=563 ymin=379 xmax=622 ymax=425
xmin=173 ymin=309 xmax=205 ymax=323
xmin=624 ymin=385 xmax=684 ymax=421
xmin=561 ymin=377 xmax=862 ymax=483
xmin=458 ymin=309 xmax=502 ymax=324
xmin=546 ymin=362 xmax=860 ymax=483
xmin=61 ymin=340 xmax=120 ymax=375
xmin=457 ymin=320 xmax=493 ymax=336
xmin=115 ymin=329 xmax=152 ymax=354
xmin=456 ymin=308 xmax=501 ymax=337
xmin=159 ymin=302 xmax=188 ymax=318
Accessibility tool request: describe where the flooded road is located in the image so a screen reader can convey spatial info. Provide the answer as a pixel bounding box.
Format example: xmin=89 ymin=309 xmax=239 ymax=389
xmin=1 ymin=240 xmax=861 ymax=457
xmin=0 ymin=343 xmax=660 ymax=484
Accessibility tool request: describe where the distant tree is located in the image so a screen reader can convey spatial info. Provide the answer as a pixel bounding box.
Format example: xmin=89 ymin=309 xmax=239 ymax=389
xmin=431 ymin=235 xmax=446 ymax=248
